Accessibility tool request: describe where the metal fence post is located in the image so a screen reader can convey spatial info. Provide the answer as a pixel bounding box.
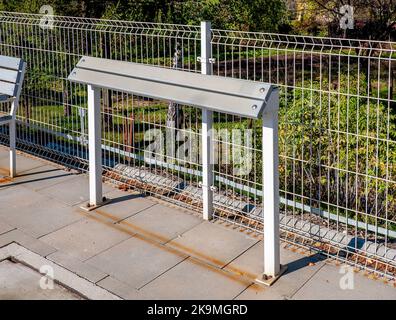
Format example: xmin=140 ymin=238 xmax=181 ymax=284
xmin=261 ymin=89 xmax=282 ymax=281
xmin=200 ymin=21 xmax=213 ymax=220
xmin=87 ymin=84 xmax=103 ymax=207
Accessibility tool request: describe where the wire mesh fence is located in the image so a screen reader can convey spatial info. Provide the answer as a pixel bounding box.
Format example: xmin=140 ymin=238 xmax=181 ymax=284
xmin=211 ymin=29 xmax=396 ymax=280
xmin=0 ymin=11 xmax=395 ymax=281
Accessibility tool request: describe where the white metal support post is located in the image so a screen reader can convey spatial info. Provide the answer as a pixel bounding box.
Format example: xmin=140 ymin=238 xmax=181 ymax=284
xmin=201 ymin=21 xmax=213 ymax=220
xmin=260 ymin=89 xmax=283 ymax=283
xmin=87 ymin=84 xmax=103 ymax=207
xmin=9 ymin=100 xmax=17 ymax=178
xmin=8 ymin=62 xmax=26 ymax=178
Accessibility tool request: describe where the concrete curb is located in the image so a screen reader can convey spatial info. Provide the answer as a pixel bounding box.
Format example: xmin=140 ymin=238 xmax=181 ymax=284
xmin=0 ymin=243 xmax=121 ymax=300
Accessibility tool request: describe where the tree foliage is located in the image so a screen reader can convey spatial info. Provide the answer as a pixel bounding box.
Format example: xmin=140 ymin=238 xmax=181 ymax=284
xmin=293 ymin=0 xmax=396 ymax=40
xmin=0 ymin=0 xmax=288 ymax=32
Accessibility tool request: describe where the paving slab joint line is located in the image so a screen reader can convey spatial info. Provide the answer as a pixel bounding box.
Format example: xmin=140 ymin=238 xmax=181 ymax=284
xmin=36 ymin=216 xmax=86 ymax=240
xmin=94 ymin=274 xmax=110 ymax=284
xmin=80 ymin=209 xmax=257 ymax=288
xmin=83 ymin=210 xmax=261 ymax=286
xmin=188 ymin=255 xmax=256 ymax=288
xmin=220 ymin=239 xmax=261 ymax=271
xmin=136 ymin=256 xmax=190 ymax=290
xmin=80 ymin=236 xmax=136 ymax=263
xmin=46 ymin=250 xmax=111 ymax=284
xmin=114 ymin=203 xmax=158 ymax=224
xmin=288 ymin=261 xmax=327 ymax=299
xmin=0 ymin=243 xmax=122 ymax=300
xmin=161 ymin=221 xmax=207 ymax=246
xmin=0 ymin=227 xmax=17 ymax=237
xmin=232 ymin=283 xmax=256 ymax=300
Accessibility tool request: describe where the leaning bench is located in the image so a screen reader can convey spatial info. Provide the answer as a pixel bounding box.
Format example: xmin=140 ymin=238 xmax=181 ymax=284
xmin=68 ymin=55 xmax=284 ymax=284
xmin=0 ymin=55 xmax=26 ymax=177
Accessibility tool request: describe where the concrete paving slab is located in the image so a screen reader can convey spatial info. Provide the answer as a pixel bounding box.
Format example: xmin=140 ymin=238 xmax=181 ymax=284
xmin=0 ymin=152 xmax=45 ymax=176
xmin=37 ymin=175 xmax=113 ymax=206
xmin=1 ymin=165 xmax=78 ymax=191
xmin=291 ymin=262 xmax=396 ymax=300
xmin=138 ymin=257 xmax=251 ymax=300
xmin=97 ymin=189 xmax=156 ymax=220
xmin=2 ymin=243 xmax=120 ymax=300
xmin=232 ymin=242 xmax=325 ymax=300
xmin=167 ymin=221 xmax=258 ymax=268
xmin=0 ymin=193 xmax=83 ymax=238
xmin=1 ymin=148 xmax=395 ymax=300
xmin=0 ymin=218 xmax=14 ymax=235
xmin=0 ymin=185 xmax=46 ymax=213
xmin=123 ymin=204 xmax=202 ymax=244
xmin=97 ymin=276 xmax=140 ymax=299
xmin=0 ymin=229 xmax=57 ymax=257
xmin=47 ymin=250 xmax=108 ymax=284
xmin=0 ymin=147 xmax=9 ymax=159
xmin=225 ymin=240 xmax=325 ymax=277
xmin=0 ymin=260 xmax=83 ymax=300
xmin=86 ymin=236 xmax=187 ymax=289
xmin=40 ymin=218 xmax=131 ymax=261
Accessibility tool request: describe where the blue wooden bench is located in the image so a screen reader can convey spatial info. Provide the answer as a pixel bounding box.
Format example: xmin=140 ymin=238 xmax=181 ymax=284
xmin=0 ymin=55 xmax=26 ymax=177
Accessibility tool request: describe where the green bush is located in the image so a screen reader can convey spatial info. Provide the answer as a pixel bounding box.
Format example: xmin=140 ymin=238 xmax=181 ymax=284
xmin=279 ymin=73 xmax=396 ymax=228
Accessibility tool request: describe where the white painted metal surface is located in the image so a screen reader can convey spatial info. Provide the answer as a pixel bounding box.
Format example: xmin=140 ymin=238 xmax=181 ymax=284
xmin=201 ymin=21 xmax=214 ymax=221
xmin=87 ymin=85 xmax=102 ymax=206
xmin=0 ymin=55 xmax=26 ymax=177
xmin=0 ymin=55 xmax=21 ymax=70
xmin=0 ymin=68 xmax=19 ymax=83
xmin=68 ymin=31 xmax=280 ymax=278
xmin=68 ymin=58 xmax=274 ymax=119
xmin=0 ymin=80 xmax=18 ymax=96
xmin=202 ymin=109 xmax=213 ymax=221
xmin=262 ymin=91 xmax=280 ymax=277
xmin=73 ymin=57 xmax=269 ymax=100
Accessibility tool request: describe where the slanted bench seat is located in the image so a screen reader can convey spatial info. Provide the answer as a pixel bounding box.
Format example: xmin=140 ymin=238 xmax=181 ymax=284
xmin=0 ymin=55 xmax=26 ymax=177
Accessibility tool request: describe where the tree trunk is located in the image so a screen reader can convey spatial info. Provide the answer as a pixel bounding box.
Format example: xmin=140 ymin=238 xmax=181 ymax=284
xmin=102 ymin=32 xmax=113 ymax=130
xmin=63 ymin=87 xmax=71 ymax=117
xmin=390 ymin=60 xmax=394 ymax=102
xmin=103 ymin=89 xmax=113 ymax=130
xmin=166 ymin=42 xmax=183 ymax=129
xmin=123 ymin=110 xmax=135 ymax=165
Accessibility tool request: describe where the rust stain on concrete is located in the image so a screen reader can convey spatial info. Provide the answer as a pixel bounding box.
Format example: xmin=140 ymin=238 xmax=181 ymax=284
xmin=79 ymin=207 xmax=261 ymax=288
xmin=0 ymin=167 xmax=11 ymax=178
xmin=0 ymin=176 xmax=12 ymax=184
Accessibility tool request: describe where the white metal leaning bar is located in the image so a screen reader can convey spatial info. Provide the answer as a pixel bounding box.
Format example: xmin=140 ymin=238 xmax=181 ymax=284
xmin=67 ymin=55 xmax=282 ymax=282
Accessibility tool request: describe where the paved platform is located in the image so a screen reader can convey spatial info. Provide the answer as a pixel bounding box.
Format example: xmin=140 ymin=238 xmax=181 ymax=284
xmin=0 ymin=260 xmax=82 ymax=300
xmin=0 ymin=146 xmax=395 ymax=300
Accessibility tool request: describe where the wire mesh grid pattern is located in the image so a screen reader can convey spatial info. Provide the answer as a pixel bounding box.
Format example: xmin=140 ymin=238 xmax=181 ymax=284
xmin=0 ymin=11 xmax=395 ymax=281
xmin=211 ymin=29 xmax=396 ymax=279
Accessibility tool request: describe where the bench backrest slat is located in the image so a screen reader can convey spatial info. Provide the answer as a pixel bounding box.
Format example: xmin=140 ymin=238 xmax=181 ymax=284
xmin=0 ymin=55 xmax=21 ymax=70
xmin=0 ymin=55 xmax=26 ymax=97
xmin=0 ymin=80 xmax=18 ymax=96
xmin=0 ymin=68 xmax=19 ymax=83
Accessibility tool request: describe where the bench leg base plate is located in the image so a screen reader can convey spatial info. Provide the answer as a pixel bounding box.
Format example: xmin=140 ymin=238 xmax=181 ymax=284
xmin=255 ymin=264 xmax=288 ymax=287
xmin=79 ymin=198 xmax=112 ymax=212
